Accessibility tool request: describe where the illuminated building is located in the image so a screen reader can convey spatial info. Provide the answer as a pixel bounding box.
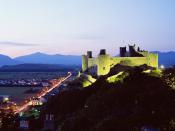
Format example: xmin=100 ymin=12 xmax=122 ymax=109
xmin=82 ymin=45 xmax=158 ymax=76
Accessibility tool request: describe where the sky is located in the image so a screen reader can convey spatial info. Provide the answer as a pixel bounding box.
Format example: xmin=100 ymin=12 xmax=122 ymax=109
xmin=0 ymin=0 xmax=175 ymax=57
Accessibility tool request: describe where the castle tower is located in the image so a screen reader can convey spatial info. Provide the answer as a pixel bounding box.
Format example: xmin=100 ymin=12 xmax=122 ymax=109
xmin=97 ymin=49 xmax=110 ymax=76
xmin=82 ymin=55 xmax=88 ymax=72
xmin=99 ymin=49 xmax=106 ymax=55
xmin=148 ymin=53 xmax=159 ymax=68
xmin=87 ymin=51 xmax=92 ymax=58
xmin=120 ymin=47 xmax=127 ymax=57
xmin=129 ymin=45 xmax=136 ymax=57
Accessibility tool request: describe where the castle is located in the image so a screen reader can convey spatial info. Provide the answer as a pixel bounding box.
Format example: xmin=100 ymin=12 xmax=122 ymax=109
xmin=82 ymin=45 xmax=158 ymax=76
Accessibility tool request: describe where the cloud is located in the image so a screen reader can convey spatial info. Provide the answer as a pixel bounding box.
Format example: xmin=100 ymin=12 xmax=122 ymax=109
xmin=0 ymin=41 xmax=38 ymax=46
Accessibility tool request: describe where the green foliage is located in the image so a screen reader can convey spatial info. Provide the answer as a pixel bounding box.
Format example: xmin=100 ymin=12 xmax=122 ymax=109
xmin=106 ymin=71 xmax=128 ymax=83
xmin=82 ymin=80 xmax=92 ymax=87
xmin=82 ymin=75 xmax=97 ymax=87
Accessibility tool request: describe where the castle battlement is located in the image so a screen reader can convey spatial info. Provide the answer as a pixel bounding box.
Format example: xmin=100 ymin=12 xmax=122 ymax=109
xmin=82 ymin=45 xmax=158 ymax=76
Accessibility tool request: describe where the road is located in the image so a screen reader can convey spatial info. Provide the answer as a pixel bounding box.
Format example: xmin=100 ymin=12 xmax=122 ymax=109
xmin=14 ymin=72 xmax=72 ymax=114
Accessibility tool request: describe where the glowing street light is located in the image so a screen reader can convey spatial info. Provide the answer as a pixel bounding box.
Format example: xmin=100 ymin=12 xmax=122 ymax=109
xmin=160 ymin=65 xmax=165 ymax=70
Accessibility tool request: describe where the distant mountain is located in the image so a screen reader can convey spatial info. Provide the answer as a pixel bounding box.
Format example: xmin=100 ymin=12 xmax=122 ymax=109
xmin=0 ymin=54 xmax=20 ymax=66
xmin=0 ymin=52 xmax=175 ymax=67
xmin=14 ymin=52 xmax=81 ymax=66
xmin=152 ymin=51 xmax=175 ymax=67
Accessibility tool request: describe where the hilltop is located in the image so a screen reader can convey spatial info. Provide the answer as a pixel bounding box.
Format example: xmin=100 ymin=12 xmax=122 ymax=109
xmin=41 ymin=65 xmax=175 ymax=131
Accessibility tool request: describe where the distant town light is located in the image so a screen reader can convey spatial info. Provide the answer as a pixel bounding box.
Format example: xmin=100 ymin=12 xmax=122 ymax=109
xmin=4 ymin=97 xmax=9 ymax=101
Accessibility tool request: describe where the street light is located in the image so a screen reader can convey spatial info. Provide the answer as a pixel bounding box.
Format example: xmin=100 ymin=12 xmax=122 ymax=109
xmin=160 ymin=65 xmax=165 ymax=70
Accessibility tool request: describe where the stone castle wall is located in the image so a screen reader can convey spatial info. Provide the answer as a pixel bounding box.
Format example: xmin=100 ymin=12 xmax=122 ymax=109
xmin=82 ymin=53 xmax=158 ymax=76
xmin=82 ymin=52 xmax=158 ymax=76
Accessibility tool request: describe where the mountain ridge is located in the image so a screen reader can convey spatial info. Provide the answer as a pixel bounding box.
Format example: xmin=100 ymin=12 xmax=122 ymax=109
xmin=0 ymin=54 xmax=21 ymax=66
xmin=14 ymin=52 xmax=81 ymax=66
xmin=0 ymin=51 xmax=175 ymax=67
